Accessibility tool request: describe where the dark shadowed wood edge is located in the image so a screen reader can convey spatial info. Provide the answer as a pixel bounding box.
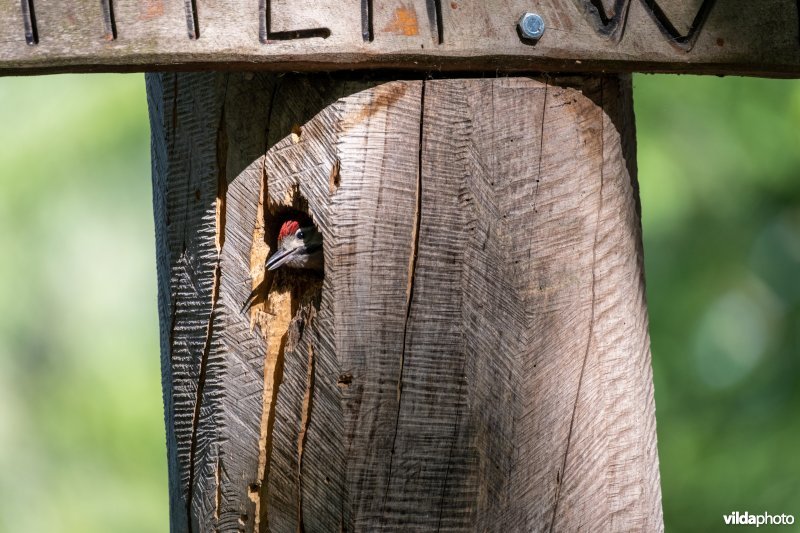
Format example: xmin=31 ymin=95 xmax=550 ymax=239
xmin=8 ymin=58 xmax=800 ymax=78
xmin=147 ymin=72 xmax=663 ymax=532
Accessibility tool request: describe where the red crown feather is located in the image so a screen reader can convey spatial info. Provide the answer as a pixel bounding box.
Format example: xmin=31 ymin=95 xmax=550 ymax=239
xmin=278 ymin=220 xmax=300 ymax=241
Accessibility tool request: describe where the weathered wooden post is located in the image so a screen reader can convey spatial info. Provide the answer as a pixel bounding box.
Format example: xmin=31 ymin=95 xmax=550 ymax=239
xmin=3 ymin=1 xmax=799 ymax=531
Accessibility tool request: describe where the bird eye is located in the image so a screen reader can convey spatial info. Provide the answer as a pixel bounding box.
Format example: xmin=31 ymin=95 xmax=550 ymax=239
xmin=296 ymin=230 xmax=304 ymax=239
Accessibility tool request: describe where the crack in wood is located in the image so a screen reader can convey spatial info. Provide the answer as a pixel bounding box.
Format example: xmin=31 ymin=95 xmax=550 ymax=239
xmin=185 ymin=97 xmax=228 ymax=533
xmin=214 ymin=456 xmax=221 ymax=522
xmin=548 ymin=79 xmax=604 ymax=533
xmin=250 ymin=175 xmax=291 ymax=533
xmin=532 ymin=79 xmax=548 ymax=213
xmin=577 ymin=0 xmax=717 ymax=51
xmin=186 ymin=247 xmax=222 ymax=533
xmin=297 ymin=339 xmax=316 ymax=533
xmin=252 ymin=315 xmax=289 ymax=533
xmin=253 ymin=279 xmax=320 ymax=533
xmin=20 ymin=0 xmax=37 ymax=45
xmin=242 ymin=82 xmax=285 ymax=318
xmin=252 ymin=91 xmax=320 ymax=531
xmin=380 ymin=79 xmax=426 ymax=529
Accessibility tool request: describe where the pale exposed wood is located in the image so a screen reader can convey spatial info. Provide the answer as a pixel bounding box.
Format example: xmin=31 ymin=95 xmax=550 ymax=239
xmin=149 ymin=72 xmax=663 ymax=532
xmin=4 ymin=0 xmax=800 ymax=76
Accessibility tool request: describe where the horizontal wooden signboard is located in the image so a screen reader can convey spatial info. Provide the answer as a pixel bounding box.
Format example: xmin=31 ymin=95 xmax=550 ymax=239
xmin=1 ymin=0 xmax=798 ymax=76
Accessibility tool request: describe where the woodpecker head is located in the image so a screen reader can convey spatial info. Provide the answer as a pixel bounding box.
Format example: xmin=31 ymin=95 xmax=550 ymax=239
xmin=266 ymin=220 xmax=323 ymax=272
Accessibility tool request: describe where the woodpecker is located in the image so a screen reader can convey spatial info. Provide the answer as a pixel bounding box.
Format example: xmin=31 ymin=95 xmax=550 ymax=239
xmin=266 ymin=220 xmax=323 ymax=272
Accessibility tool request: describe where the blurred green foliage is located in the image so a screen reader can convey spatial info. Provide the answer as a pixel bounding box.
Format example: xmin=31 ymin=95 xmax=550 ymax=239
xmin=0 ymin=75 xmax=166 ymax=532
xmin=0 ymin=73 xmax=797 ymax=532
xmin=635 ymin=75 xmax=800 ymax=531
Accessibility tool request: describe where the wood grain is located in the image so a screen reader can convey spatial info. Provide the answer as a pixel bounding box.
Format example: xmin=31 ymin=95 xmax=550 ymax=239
xmin=149 ymin=72 xmax=663 ymax=532
xmin=147 ymin=72 xmax=229 ymax=533
xmin=4 ymin=0 xmax=800 ymax=76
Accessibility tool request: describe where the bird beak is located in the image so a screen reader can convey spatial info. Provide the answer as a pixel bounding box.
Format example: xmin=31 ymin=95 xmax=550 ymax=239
xmin=266 ymin=247 xmax=299 ymax=270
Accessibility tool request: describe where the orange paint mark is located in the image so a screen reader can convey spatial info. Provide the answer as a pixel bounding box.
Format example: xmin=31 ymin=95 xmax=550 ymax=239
xmin=341 ymin=82 xmax=408 ymax=131
xmin=383 ymin=5 xmax=419 ymax=37
xmin=141 ymin=0 xmax=164 ymax=20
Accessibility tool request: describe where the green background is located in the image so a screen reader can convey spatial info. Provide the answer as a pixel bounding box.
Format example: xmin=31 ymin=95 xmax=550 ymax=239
xmin=0 ymin=74 xmax=797 ymax=531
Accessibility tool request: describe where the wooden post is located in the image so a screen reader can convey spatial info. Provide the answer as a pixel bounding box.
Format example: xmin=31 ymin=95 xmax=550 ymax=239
xmin=147 ymin=71 xmax=661 ymax=532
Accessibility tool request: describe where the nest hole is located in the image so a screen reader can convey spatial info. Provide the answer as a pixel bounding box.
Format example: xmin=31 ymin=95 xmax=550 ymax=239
xmin=263 ymin=196 xmax=323 ymax=311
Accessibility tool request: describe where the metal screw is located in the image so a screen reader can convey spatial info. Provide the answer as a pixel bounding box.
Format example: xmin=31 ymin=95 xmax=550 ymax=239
xmin=518 ymin=12 xmax=545 ymax=40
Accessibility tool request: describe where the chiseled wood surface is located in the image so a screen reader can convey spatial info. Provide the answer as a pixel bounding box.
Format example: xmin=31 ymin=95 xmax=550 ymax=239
xmin=4 ymin=0 xmax=800 ymax=76
xmin=148 ymin=72 xmax=662 ymax=532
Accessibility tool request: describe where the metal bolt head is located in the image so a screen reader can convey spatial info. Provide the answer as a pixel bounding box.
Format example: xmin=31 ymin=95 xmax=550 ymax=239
xmin=518 ymin=12 xmax=545 ymax=40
